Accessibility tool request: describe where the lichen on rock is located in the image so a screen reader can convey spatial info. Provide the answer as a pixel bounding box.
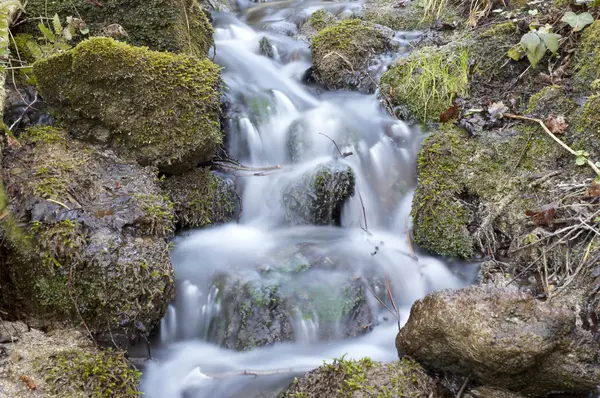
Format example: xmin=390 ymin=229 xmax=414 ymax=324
xmin=280 ymin=356 xmax=446 ymax=397
xmin=0 ymin=126 xmax=175 ymax=344
xmin=163 ymin=167 xmax=236 ymax=229
xmin=20 ymin=0 xmax=214 ymax=57
xmin=33 ymin=37 xmax=222 ymax=174
xmin=311 ymin=19 xmax=394 ymax=92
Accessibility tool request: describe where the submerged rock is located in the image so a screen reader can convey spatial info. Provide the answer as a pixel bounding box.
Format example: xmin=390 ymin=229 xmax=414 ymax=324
xmin=21 ymin=0 xmax=214 ymax=57
xmin=282 ymin=161 xmax=355 ymax=226
xmin=163 ymin=168 xmax=236 ymax=229
xmin=34 ymin=37 xmax=222 ymax=174
xmin=0 ymin=127 xmax=175 ymax=345
xmin=311 ymin=19 xmax=395 ymax=92
xmin=280 ymin=357 xmax=447 ymax=397
xmin=396 ymin=285 xmax=600 ymax=396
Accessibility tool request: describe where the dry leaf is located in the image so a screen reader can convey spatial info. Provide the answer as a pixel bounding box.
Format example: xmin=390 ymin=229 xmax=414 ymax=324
xmin=545 ymin=115 xmax=568 ymax=134
xmin=525 ymin=204 xmax=556 ymax=226
xmin=20 ymin=375 xmax=36 ymax=390
xmin=488 ymin=101 xmax=509 ymax=120
xmin=586 ymin=181 xmax=600 ymax=197
xmin=439 ymin=103 xmax=460 ymax=123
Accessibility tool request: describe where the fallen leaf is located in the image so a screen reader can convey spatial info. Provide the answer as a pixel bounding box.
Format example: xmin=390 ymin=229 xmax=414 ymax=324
xmin=586 ymin=181 xmax=600 ymax=197
xmin=488 ymin=101 xmax=509 ymax=120
xmin=439 ymin=103 xmax=460 ymax=123
xmin=545 ymin=115 xmax=568 ymax=134
xmin=20 ymin=375 xmax=36 ymax=390
xmin=525 ymin=204 xmax=556 ymax=226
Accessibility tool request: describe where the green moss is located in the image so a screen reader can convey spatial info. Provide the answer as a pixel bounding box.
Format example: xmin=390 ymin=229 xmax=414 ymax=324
xmin=20 ymin=0 xmax=213 ymax=57
xmin=480 ymin=21 xmax=516 ymax=38
xmin=163 ymin=168 xmax=236 ymax=229
xmin=311 ymin=19 xmax=389 ymax=90
xmin=34 ymin=37 xmax=222 ymax=173
xmin=10 ymin=33 xmax=37 ymax=64
xmin=574 ymin=20 xmax=600 ymax=91
xmin=526 ymin=85 xmax=576 ymax=116
xmin=380 ymin=44 xmax=470 ymax=122
xmin=308 ymin=9 xmax=337 ymax=32
xmin=135 ymin=193 xmax=175 ymax=236
xmin=37 ymin=348 xmax=141 ymax=397
xmin=574 ymin=93 xmax=600 ymax=157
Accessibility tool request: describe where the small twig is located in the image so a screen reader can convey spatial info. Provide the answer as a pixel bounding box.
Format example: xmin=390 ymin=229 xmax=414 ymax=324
xmin=385 ymin=276 xmax=401 ymax=330
xmin=505 ymin=113 xmax=600 ymax=175
xmin=46 ymin=198 xmax=70 ymax=210
xmin=363 ymin=280 xmax=400 ymax=324
xmin=318 ymin=133 xmax=352 ymax=158
xmin=213 ymin=160 xmax=283 ymax=172
xmin=8 ymin=92 xmax=38 ymax=132
xmin=456 ymin=373 xmax=472 ymax=398
xmin=358 ymin=190 xmax=369 ymax=232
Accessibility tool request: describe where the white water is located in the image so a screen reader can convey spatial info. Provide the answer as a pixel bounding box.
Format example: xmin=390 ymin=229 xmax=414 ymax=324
xmin=141 ymin=3 xmax=477 ymax=397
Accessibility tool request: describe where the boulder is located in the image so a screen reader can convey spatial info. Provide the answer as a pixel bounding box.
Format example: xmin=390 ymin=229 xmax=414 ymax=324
xmin=282 ymin=161 xmax=355 ymax=226
xmin=311 ymin=19 xmax=395 ymax=92
xmin=20 ymin=0 xmax=213 ymax=57
xmin=162 ymin=168 xmax=236 ymax=229
xmin=280 ymin=357 xmax=447 ymax=397
xmin=34 ymin=37 xmax=222 ymax=174
xmin=396 ymin=285 xmax=600 ymax=396
xmin=0 ymin=126 xmax=175 ymax=345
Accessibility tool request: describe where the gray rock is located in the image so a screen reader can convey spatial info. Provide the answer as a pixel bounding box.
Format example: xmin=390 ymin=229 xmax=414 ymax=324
xmin=396 ymin=285 xmax=600 ymax=396
xmin=282 ymin=161 xmax=355 ymax=226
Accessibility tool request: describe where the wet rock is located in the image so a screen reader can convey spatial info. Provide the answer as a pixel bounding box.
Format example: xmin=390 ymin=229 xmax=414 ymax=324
xmin=2 ymin=85 xmax=52 ymax=136
xmin=280 ymin=357 xmax=447 ymax=397
xmin=282 ymin=161 xmax=355 ymax=226
xmin=20 ymin=0 xmax=213 ymax=56
xmin=396 ymin=285 xmax=600 ymax=396
xmin=163 ymin=168 xmax=237 ymax=229
xmin=211 ymin=244 xmax=375 ymax=350
xmin=0 ymin=321 xmax=28 ymax=344
xmin=34 ymin=37 xmax=222 ymax=175
xmin=259 ymin=36 xmax=275 ymax=58
xmin=0 ymin=127 xmax=175 ymax=345
xmin=311 ymin=19 xmax=395 ymax=93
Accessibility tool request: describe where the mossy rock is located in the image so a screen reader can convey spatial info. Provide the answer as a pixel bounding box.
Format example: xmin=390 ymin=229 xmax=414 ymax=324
xmin=363 ymin=0 xmax=460 ymax=32
xmin=33 ymin=37 xmax=222 ymax=174
xmin=20 ymin=0 xmax=213 ymax=57
xmin=37 ymin=348 xmax=141 ymax=397
xmin=573 ymin=20 xmax=600 ymax=92
xmin=299 ymin=9 xmax=338 ymax=39
xmin=162 ymin=167 xmax=236 ymax=229
xmin=380 ymin=43 xmax=470 ymax=122
xmin=0 ymin=126 xmax=175 ymax=344
xmin=282 ymin=161 xmax=355 ymax=226
xmin=280 ymin=357 xmax=446 ymax=397
xmin=311 ymin=19 xmax=394 ymax=92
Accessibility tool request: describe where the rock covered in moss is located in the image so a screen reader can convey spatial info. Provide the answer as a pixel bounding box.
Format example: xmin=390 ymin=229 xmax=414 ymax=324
xmin=574 ymin=20 xmax=600 ymax=92
xmin=380 ymin=43 xmax=469 ymax=122
xmin=34 ymin=37 xmax=222 ymax=174
xmin=363 ymin=0 xmax=460 ymax=32
xmin=281 ymin=357 xmax=446 ymax=397
xmin=299 ymin=9 xmax=338 ymax=40
xmin=21 ymin=0 xmax=213 ymax=57
xmin=282 ymin=161 xmax=355 ymax=226
xmin=397 ymin=285 xmax=600 ymax=396
xmin=163 ymin=168 xmax=236 ymax=229
xmin=311 ymin=19 xmax=395 ymax=92
xmin=0 ymin=127 xmax=175 ymax=345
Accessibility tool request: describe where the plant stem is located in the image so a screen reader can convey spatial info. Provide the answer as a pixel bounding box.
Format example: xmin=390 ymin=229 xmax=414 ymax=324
xmin=505 ymin=113 xmax=600 ymax=175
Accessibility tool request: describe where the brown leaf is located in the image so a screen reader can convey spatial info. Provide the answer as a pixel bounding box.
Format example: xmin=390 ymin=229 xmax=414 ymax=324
xmin=20 ymin=375 xmax=36 ymax=390
xmin=545 ymin=115 xmax=568 ymax=134
xmin=439 ymin=104 xmax=460 ymax=123
xmin=525 ymin=205 xmax=556 ymax=226
xmin=587 ymin=181 xmax=600 ymax=197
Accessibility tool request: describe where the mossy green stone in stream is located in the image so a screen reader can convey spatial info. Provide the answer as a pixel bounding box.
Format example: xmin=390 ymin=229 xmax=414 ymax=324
xmin=36 ymin=348 xmax=141 ymax=397
xmin=163 ymin=168 xmax=236 ymax=229
xmin=380 ymin=44 xmax=469 ymax=122
xmin=20 ymin=0 xmax=213 ymax=57
xmin=308 ymin=9 xmax=337 ymax=32
xmin=574 ymin=21 xmax=600 ymax=92
xmin=280 ymin=357 xmax=442 ymax=397
xmin=33 ymin=37 xmax=222 ymax=174
xmin=0 ymin=126 xmax=175 ymax=341
xmin=311 ymin=19 xmax=391 ymax=91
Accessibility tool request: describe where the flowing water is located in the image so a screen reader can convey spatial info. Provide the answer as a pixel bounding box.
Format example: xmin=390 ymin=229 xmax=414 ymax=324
xmin=141 ymin=2 xmax=477 ymax=396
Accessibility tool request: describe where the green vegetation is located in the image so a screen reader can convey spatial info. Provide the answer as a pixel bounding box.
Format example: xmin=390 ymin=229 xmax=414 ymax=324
xmin=574 ymin=20 xmax=600 ymax=91
xmin=37 ymin=348 xmax=141 ymax=397
xmin=135 ymin=193 xmax=175 ymax=236
xmin=380 ymin=45 xmax=470 ymax=122
xmin=33 ymin=37 xmax=222 ymax=174
xmin=308 ymin=9 xmax=337 ymax=32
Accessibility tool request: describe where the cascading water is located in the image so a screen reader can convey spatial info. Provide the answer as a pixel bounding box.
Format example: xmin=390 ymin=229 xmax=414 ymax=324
xmin=141 ymin=2 xmax=477 ymax=397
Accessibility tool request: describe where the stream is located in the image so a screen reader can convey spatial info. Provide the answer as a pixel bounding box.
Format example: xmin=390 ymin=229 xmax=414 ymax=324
xmin=141 ymin=2 xmax=477 ymax=397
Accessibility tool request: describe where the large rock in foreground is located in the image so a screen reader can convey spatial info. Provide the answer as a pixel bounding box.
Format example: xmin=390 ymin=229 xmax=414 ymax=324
xmin=280 ymin=357 xmax=447 ymax=397
xmin=0 ymin=127 xmax=175 ymax=345
xmin=34 ymin=37 xmax=222 ymax=174
xmin=396 ymin=285 xmax=600 ymax=396
xmin=282 ymin=161 xmax=355 ymax=226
